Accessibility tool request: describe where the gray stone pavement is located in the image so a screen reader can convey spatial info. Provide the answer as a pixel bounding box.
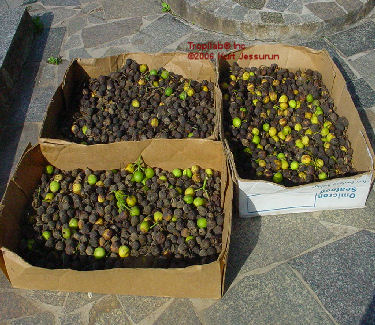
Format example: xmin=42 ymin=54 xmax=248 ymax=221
xmin=167 ymin=0 xmax=375 ymax=40
xmin=0 ymin=1 xmax=375 ymax=324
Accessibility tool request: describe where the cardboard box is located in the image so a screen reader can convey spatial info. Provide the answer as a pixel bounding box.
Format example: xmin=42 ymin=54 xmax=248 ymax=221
xmin=219 ymin=44 xmax=375 ymax=217
xmin=39 ymin=53 xmax=221 ymax=144
xmin=0 ymin=139 xmax=232 ymax=298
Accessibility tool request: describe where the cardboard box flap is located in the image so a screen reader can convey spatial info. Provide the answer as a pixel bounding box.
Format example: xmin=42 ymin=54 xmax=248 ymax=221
xmin=1 ymin=140 xmax=233 ymax=298
xmin=77 ymin=53 xmax=216 ymax=82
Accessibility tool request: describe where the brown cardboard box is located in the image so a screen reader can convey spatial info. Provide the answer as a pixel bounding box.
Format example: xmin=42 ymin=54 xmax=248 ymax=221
xmin=0 ymin=139 xmax=232 ymax=298
xmin=39 ymin=53 xmax=221 ymax=144
xmin=219 ymin=44 xmax=375 ymax=217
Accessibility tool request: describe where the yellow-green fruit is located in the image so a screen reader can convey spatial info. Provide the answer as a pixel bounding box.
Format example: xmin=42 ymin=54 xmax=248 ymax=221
xmin=269 ymin=127 xmax=277 ymax=137
xmin=279 ymin=94 xmax=288 ymax=103
xmin=302 ymin=136 xmax=310 ymax=146
xmin=301 ymin=155 xmax=311 ymax=165
xmin=281 ymin=160 xmax=289 ymax=170
xmin=72 ymin=183 xmax=81 ymax=194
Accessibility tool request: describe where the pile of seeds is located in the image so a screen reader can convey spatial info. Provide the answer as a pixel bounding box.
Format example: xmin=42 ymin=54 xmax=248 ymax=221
xmin=60 ymin=59 xmax=216 ymax=144
xmin=221 ymin=63 xmax=355 ymax=186
xmin=19 ymin=159 xmax=224 ymax=270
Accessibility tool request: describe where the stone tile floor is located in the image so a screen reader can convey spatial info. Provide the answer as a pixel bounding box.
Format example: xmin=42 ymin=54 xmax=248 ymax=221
xmin=0 ymin=1 xmax=375 ymax=324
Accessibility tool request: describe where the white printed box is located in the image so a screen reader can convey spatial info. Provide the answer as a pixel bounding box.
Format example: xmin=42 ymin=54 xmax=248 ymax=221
xmin=238 ymin=173 xmax=372 ymax=217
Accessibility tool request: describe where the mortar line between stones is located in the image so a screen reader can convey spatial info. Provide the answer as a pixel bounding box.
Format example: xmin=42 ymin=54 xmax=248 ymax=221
xmin=287 ymin=264 xmax=339 ymax=325
xmin=115 ymin=295 xmax=136 ymax=325
xmin=137 ymin=298 xmax=175 ymax=325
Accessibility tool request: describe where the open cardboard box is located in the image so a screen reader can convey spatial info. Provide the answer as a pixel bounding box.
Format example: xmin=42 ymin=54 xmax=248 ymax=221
xmin=219 ymin=44 xmax=375 ymax=217
xmin=0 ymin=139 xmax=232 ymax=298
xmin=39 ymin=52 xmax=221 ymax=144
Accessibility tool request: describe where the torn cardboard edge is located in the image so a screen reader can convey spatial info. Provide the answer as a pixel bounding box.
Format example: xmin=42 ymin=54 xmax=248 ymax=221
xmin=218 ymin=44 xmax=375 ymax=216
xmin=39 ymin=52 xmax=221 ymax=144
xmin=0 ymin=139 xmax=233 ymax=298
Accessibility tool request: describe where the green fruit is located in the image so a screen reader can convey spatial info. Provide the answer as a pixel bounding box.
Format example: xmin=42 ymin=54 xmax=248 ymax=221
xmin=145 ymin=167 xmax=155 ymax=179
xmin=295 ymin=139 xmax=304 ymax=149
xmin=160 ymin=70 xmax=169 ymax=79
xmin=184 ymin=195 xmax=194 ymax=204
xmin=139 ymin=64 xmax=148 ymax=73
xmin=118 ymin=245 xmax=130 ymax=258
xmin=205 ymin=168 xmax=213 ymax=176
xmin=44 ymin=193 xmax=54 ymax=202
xmin=185 ymin=187 xmax=195 ymax=196
xmin=131 ymin=99 xmax=140 ymax=108
xmin=277 ymin=153 xmax=285 ymax=160
xmin=290 ymin=161 xmax=299 ymax=170
xmin=172 ymin=168 xmax=182 ymax=178
xmin=306 ymin=94 xmax=314 ymax=103
xmin=185 ymin=235 xmax=194 ymax=242
xmin=232 ymin=117 xmax=241 ymax=128
xmin=87 ymin=174 xmax=97 ymax=185
xmin=281 ymin=160 xmax=289 ymax=170
xmin=282 ymin=126 xmax=291 ymax=135
xmin=179 ymin=91 xmax=187 ymax=100
xmin=269 ymin=127 xmax=277 ymax=137
xmin=288 ymin=99 xmax=297 ymax=108
xmin=69 ymin=218 xmax=78 ymax=229
xmin=159 ymin=175 xmax=167 ymax=181
xmin=321 ymin=128 xmax=329 ymax=136
xmin=45 ymin=165 xmax=54 ymax=174
xmin=273 ymin=172 xmax=283 ymax=183
xmin=183 ymin=168 xmax=192 ymax=178
xmin=252 ymin=128 xmax=259 ymax=136
xmin=171 ymin=216 xmax=177 ymax=222
xmin=150 ymin=69 xmax=158 ymax=76
xmin=133 ymin=170 xmax=144 ymax=183
xmin=82 ymin=125 xmax=88 ymax=135
xmin=318 ymin=172 xmax=327 ymax=180
xmin=197 ymin=217 xmax=207 ymax=229
xmin=154 ymin=211 xmax=163 ymax=222
xmin=294 ymin=123 xmax=302 ymax=131
xmin=140 ymin=220 xmax=150 ymax=233
xmin=193 ymin=197 xmax=204 ymax=207
xmin=126 ymin=195 xmax=137 ymax=207
xmin=62 ymin=228 xmax=71 ymax=239
xmin=252 ymin=135 xmax=260 ymax=145
xmin=130 ymin=206 xmax=140 ymax=217
xmin=165 ymin=87 xmax=173 ymax=97
xmin=262 ymin=123 xmax=270 ymax=132
xmin=312 ymin=99 xmax=320 ymax=106
xmin=42 ymin=231 xmax=51 ymax=240
xmin=94 ymin=247 xmax=106 ymax=259
xmin=49 ymin=181 xmax=60 ymax=193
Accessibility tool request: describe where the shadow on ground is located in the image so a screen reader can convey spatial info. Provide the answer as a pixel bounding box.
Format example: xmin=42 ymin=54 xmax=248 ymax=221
xmin=361 ymin=292 xmax=375 ymax=325
xmin=0 ymin=12 xmax=53 ymax=199
xmin=224 ymin=186 xmax=261 ymax=293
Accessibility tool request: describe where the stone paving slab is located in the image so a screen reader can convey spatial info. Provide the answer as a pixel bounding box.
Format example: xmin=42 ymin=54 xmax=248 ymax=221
xmin=225 ymin=213 xmax=333 ymax=287
xmin=117 ymin=295 xmax=170 ymax=323
xmin=350 ymin=50 xmax=375 ymax=90
xmin=203 ymin=264 xmax=335 ymax=325
xmin=326 ymin=20 xmax=375 ymax=57
xmin=132 ymin=14 xmax=192 ymax=52
xmin=289 ymin=231 xmax=375 ymax=325
xmin=154 ymin=299 xmax=201 ymax=325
